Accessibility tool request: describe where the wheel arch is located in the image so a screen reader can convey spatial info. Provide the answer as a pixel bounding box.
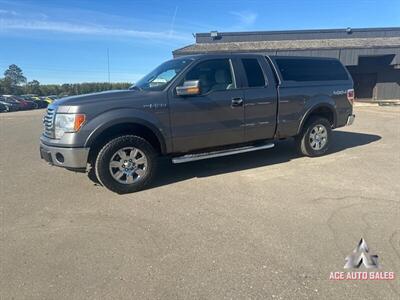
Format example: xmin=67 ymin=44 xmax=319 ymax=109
xmin=86 ymin=119 xmax=167 ymax=164
xmin=297 ymin=103 xmax=337 ymax=135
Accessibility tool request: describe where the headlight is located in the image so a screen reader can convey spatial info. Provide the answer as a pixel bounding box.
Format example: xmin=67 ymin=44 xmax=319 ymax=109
xmin=54 ymin=113 xmax=86 ymax=139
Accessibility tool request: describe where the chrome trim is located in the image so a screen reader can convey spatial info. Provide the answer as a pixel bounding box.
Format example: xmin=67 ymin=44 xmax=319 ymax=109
xmin=43 ymin=107 xmax=55 ymax=138
xmin=108 ymin=147 xmax=148 ymax=184
xmin=172 ymin=143 xmax=275 ymax=164
xmin=309 ymin=124 xmax=328 ymax=150
xmin=40 ymin=142 xmax=89 ymax=169
xmin=346 ymin=114 xmax=355 ymax=126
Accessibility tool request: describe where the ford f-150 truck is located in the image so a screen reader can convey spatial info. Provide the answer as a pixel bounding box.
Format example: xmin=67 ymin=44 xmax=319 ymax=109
xmin=40 ymin=54 xmax=355 ymax=193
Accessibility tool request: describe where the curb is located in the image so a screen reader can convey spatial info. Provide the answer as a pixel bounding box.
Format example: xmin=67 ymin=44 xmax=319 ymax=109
xmin=378 ymin=102 xmax=400 ymax=107
xmin=354 ymin=100 xmax=400 ymax=107
xmin=353 ymin=102 xmax=379 ymax=107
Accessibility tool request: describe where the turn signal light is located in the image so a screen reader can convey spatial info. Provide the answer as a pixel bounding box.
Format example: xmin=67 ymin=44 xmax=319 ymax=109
xmin=74 ymin=114 xmax=86 ymax=131
xmin=186 ymin=87 xmax=200 ymax=94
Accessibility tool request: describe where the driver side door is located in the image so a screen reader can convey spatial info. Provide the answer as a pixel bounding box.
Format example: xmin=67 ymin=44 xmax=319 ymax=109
xmin=168 ymin=58 xmax=245 ymax=153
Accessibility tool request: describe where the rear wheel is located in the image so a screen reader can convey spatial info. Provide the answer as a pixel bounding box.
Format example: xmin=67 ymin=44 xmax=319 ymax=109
xmin=95 ymin=135 xmax=157 ymax=194
xmin=296 ymin=117 xmax=332 ymax=157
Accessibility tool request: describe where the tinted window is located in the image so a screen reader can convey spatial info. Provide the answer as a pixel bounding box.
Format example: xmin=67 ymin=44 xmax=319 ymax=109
xmin=184 ymin=59 xmax=235 ymax=94
xmin=242 ymin=59 xmax=266 ymax=87
xmin=275 ymin=58 xmax=349 ymax=82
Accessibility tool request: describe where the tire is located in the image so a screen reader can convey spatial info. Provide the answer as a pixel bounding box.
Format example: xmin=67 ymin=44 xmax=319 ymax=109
xmin=95 ymin=135 xmax=158 ymax=194
xmin=296 ymin=116 xmax=332 ymax=157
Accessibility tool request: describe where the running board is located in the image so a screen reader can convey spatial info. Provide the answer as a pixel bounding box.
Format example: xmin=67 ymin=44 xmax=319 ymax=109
xmin=172 ymin=143 xmax=275 ymax=164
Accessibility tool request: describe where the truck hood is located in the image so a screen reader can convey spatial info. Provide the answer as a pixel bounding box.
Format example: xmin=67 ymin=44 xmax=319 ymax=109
xmin=54 ymin=90 xmax=144 ymax=106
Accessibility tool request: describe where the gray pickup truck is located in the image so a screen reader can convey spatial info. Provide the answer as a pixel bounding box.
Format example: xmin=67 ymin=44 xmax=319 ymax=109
xmin=40 ymin=54 xmax=355 ymax=193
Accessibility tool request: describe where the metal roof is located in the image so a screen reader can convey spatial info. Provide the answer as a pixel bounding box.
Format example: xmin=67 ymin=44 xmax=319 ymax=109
xmin=174 ymin=37 xmax=400 ymax=55
xmin=194 ymin=27 xmax=400 ymax=43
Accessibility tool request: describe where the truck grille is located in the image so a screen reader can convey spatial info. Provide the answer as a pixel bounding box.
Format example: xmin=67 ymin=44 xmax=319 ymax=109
xmin=43 ymin=107 xmax=55 ymax=138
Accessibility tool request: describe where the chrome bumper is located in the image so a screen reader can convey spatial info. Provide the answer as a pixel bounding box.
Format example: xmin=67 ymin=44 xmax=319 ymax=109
xmin=346 ymin=114 xmax=355 ymax=126
xmin=40 ymin=142 xmax=89 ymax=169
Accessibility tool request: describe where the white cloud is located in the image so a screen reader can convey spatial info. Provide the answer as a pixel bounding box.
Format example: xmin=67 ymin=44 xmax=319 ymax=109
xmin=0 ymin=18 xmax=192 ymax=42
xmin=230 ymin=11 xmax=257 ymax=26
xmin=0 ymin=9 xmax=18 ymax=16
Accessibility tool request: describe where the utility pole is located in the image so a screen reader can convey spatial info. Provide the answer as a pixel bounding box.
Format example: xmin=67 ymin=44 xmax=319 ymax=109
xmin=107 ymin=48 xmax=110 ymax=83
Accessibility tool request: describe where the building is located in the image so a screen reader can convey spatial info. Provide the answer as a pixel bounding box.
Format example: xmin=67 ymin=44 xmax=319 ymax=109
xmin=173 ymin=27 xmax=400 ymax=101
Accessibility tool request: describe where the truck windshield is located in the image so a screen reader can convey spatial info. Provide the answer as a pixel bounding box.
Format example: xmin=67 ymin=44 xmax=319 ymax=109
xmin=133 ymin=58 xmax=194 ymax=91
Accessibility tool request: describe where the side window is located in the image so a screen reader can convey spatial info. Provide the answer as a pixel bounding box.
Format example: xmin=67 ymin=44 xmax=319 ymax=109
xmin=184 ymin=59 xmax=235 ymax=94
xmin=242 ymin=59 xmax=266 ymax=87
xmin=275 ymin=58 xmax=349 ymax=81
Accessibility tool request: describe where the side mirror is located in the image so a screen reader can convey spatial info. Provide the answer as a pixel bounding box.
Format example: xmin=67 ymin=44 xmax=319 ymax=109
xmin=176 ymin=80 xmax=201 ymax=96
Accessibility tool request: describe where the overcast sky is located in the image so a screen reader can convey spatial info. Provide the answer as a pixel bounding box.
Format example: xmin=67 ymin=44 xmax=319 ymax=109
xmin=0 ymin=0 xmax=399 ymax=84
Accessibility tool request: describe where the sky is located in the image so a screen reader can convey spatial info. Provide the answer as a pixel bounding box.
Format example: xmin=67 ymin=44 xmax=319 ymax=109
xmin=0 ymin=0 xmax=399 ymax=84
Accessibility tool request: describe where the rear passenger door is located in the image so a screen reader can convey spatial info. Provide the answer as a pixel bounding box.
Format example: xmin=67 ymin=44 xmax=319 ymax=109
xmin=237 ymin=56 xmax=278 ymax=142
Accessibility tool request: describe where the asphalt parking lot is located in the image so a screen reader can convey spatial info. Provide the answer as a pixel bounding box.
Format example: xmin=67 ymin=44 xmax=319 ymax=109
xmin=1 ymin=106 xmax=399 ymax=299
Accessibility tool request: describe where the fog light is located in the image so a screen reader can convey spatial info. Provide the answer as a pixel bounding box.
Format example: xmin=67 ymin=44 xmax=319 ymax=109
xmin=55 ymin=153 xmax=65 ymax=163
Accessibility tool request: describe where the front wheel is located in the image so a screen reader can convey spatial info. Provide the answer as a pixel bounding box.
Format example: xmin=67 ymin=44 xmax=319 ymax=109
xmin=296 ymin=117 xmax=332 ymax=157
xmin=95 ymin=135 xmax=158 ymax=194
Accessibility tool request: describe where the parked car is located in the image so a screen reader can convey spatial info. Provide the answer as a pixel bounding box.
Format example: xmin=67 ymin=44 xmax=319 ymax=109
xmin=0 ymin=101 xmax=9 ymax=112
xmin=1 ymin=95 xmax=23 ymax=110
xmin=35 ymin=99 xmax=49 ymax=109
xmin=40 ymin=54 xmax=355 ymax=193
xmin=8 ymin=95 xmax=38 ymax=110
xmin=41 ymin=96 xmax=58 ymax=104
xmin=0 ymin=97 xmax=20 ymax=112
xmin=21 ymin=95 xmax=48 ymax=109
xmin=0 ymin=101 xmax=10 ymax=112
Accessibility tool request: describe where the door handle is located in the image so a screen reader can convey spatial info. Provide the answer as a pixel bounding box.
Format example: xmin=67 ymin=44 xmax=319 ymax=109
xmin=231 ymin=97 xmax=244 ymax=107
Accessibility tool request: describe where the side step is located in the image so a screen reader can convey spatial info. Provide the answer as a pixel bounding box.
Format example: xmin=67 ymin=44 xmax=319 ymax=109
xmin=172 ymin=143 xmax=275 ymax=164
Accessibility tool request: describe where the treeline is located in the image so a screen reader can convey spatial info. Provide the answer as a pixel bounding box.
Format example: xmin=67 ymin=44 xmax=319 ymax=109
xmin=0 ymin=64 xmax=132 ymax=96
xmin=16 ymin=82 xmax=132 ymax=97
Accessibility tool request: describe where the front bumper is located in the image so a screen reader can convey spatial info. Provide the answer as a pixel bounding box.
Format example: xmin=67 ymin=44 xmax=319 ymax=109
xmin=346 ymin=114 xmax=356 ymax=126
xmin=40 ymin=142 xmax=89 ymax=169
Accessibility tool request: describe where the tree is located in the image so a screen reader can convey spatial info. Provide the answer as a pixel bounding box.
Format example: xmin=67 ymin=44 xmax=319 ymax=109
xmin=0 ymin=77 xmax=13 ymax=94
xmin=26 ymin=80 xmax=41 ymax=95
xmin=4 ymin=64 xmax=27 ymax=86
xmin=1 ymin=64 xmax=131 ymax=96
